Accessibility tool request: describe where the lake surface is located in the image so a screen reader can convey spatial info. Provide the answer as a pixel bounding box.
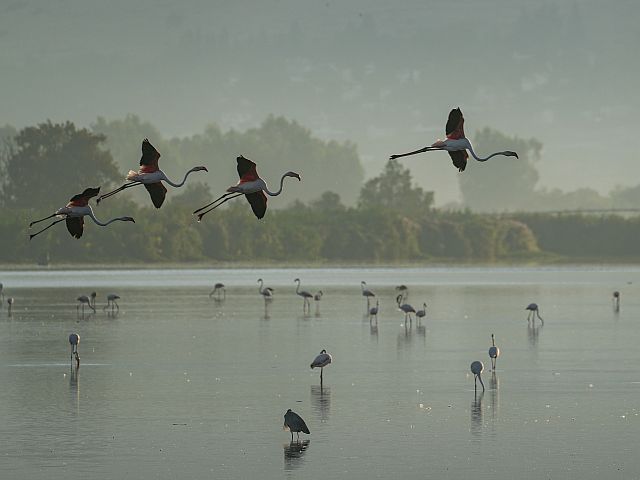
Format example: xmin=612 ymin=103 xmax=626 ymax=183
xmin=0 ymin=266 xmax=639 ymax=479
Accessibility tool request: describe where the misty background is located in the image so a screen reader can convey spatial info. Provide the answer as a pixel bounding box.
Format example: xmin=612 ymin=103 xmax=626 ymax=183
xmin=2 ymin=0 xmax=639 ymax=209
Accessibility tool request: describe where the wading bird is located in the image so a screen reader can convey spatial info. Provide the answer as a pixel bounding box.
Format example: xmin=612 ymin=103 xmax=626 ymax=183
xmin=613 ymin=291 xmax=620 ymax=311
xmin=104 ymin=294 xmax=120 ymax=312
xmin=314 ymin=291 xmax=323 ymax=315
xmin=294 ymin=279 xmax=313 ymax=314
xmin=396 ymin=294 xmax=416 ymax=324
xmin=488 ymin=334 xmax=500 ymax=370
xmin=0 ymin=283 xmax=4 ymax=302
xmin=193 ymin=155 xmax=300 ymax=221
xmin=29 ymin=188 xmax=135 ymax=240
xmin=258 ymin=279 xmax=274 ymax=302
xmin=77 ymin=295 xmax=96 ymax=315
xmin=470 ymin=360 xmax=485 ymax=392
xmin=361 ymin=281 xmax=376 ymax=309
xmin=369 ymin=299 xmax=379 ymax=323
xmin=69 ymin=333 xmax=80 ymax=369
xmin=209 ymin=283 xmax=226 ymax=300
xmin=283 ymin=409 xmax=310 ymax=442
xmin=390 ymin=108 xmax=518 ymax=172
xmin=416 ymin=303 xmax=427 ymax=323
xmin=310 ymin=349 xmax=332 ymax=384
xmin=96 ymin=139 xmax=207 ymax=208
xmin=7 ymin=297 xmax=14 ymax=315
xmin=90 ymin=291 xmax=97 ymax=309
xmin=526 ymin=303 xmax=544 ymax=324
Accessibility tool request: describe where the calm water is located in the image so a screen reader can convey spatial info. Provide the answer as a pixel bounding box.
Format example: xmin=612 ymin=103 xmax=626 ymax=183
xmin=0 ymin=267 xmax=639 ymax=479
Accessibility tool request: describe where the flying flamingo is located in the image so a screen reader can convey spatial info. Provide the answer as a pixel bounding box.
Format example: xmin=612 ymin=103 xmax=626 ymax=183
xmin=258 ymin=278 xmax=274 ymax=302
xmin=470 ymin=360 xmax=485 ymax=392
xmin=104 ymin=294 xmax=120 ymax=312
xmin=96 ymin=139 xmax=208 ymax=208
xmin=361 ymin=281 xmax=376 ymax=309
xmin=193 ymin=155 xmax=301 ymax=221
xmin=526 ymin=303 xmax=544 ymax=324
xmin=77 ymin=295 xmax=96 ymax=315
xmin=294 ymin=279 xmax=313 ymax=314
xmin=69 ymin=333 xmax=80 ymax=369
xmin=488 ymin=334 xmax=500 ymax=370
xmin=310 ymin=349 xmax=332 ymax=385
xmin=390 ymin=108 xmax=519 ymax=172
xmin=29 ymin=187 xmax=135 ymax=240
xmin=283 ymin=409 xmax=310 ymax=442
xmin=209 ymin=283 xmax=226 ymax=300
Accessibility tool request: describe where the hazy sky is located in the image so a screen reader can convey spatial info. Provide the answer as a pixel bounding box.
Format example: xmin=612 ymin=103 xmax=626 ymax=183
xmin=2 ymin=0 xmax=639 ymax=204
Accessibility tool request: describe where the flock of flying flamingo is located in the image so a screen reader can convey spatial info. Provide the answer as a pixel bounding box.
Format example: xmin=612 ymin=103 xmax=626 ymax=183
xmin=17 ymin=107 xmax=581 ymax=442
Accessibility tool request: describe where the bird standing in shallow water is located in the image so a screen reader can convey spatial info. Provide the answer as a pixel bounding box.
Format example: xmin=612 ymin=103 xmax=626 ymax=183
xmin=471 ymin=361 xmax=485 ymax=392
xmin=7 ymin=297 xmax=14 ymax=315
xmin=69 ymin=333 xmax=80 ymax=369
xmin=361 ymin=281 xmax=376 ymax=310
xmin=416 ymin=303 xmax=427 ymax=324
xmin=104 ymin=294 xmax=120 ymax=312
xmin=294 ymin=279 xmax=313 ymax=314
xmin=209 ymin=283 xmax=226 ymax=300
xmin=310 ymin=349 xmax=332 ymax=385
xmin=193 ymin=155 xmax=300 ymax=221
xmin=283 ymin=409 xmax=310 ymax=442
xmin=77 ymin=295 xmax=96 ymax=315
xmin=390 ymin=108 xmax=518 ymax=172
xmin=29 ymin=187 xmax=135 ymax=240
xmin=258 ymin=279 xmax=274 ymax=303
xmin=96 ymin=139 xmax=207 ymax=208
xmin=612 ymin=291 xmax=620 ymax=312
xmin=526 ymin=303 xmax=544 ymax=324
xmin=488 ymin=334 xmax=500 ymax=370
xmin=396 ymin=294 xmax=416 ymax=325
xmin=369 ymin=299 xmax=379 ymax=323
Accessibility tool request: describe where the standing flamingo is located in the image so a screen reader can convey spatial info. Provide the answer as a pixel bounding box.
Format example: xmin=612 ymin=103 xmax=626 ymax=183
xmin=193 ymin=155 xmax=300 ymax=221
xmin=395 ymin=285 xmax=409 ymax=302
xmin=470 ymin=361 xmax=485 ymax=392
xmin=294 ymin=279 xmax=313 ymax=314
xmin=612 ymin=291 xmax=620 ymax=311
xmin=310 ymin=349 xmax=332 ymax=385
xmin=314 ymin=291 xmax=323 ymax=315
xmin=69 ymin=333 xmax=80 ymax=369
xmin=416 ymin=303 xmax=427 ymax=324
xmin=209 ymin=283 xmax=226 ymax=300
xmin=29 ymin=187 xmax=135 ymax=240
xmin=7 ymin=297 xmax=14 ymax=315
xmin=526 ymin=303 xmax=544 ymax=324
xmin=258 ymin=279 xmax=274 ymax=302
xmin=390 ymin=108 xmax=518 ymax=171
xmin=77 ymin=295 xmax=96 ymax=315
xmin=396 ymin=294 xmax=416 ymax=324
xmin=90 ymin=291 xmax=97 ymax=309
xmin=488 ymin=334 xmax=500 ymax=370
xmin=0 ymin=283 xmax=4 ymax=302
xmin=369 ymin=299 xmax=379 ymax=323
xmin=361 ymin=281 xmax=376 ymax=309
xmin=96 ymin=139 xmax=208 ymax=208
xmin=104 ymin=294 xmax=120 ymax=312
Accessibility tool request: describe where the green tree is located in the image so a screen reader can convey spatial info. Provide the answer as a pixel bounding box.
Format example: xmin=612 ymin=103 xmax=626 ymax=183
xmin=1 ymin=121 xmax=120 ymax=209
xmin=458 ymin=128 xmax=542 ymax=212
xmin=358 ymin=158 xmax=434 ymax=215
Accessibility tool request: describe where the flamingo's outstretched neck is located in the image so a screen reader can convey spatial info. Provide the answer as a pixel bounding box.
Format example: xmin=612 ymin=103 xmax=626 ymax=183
xmin=263 ymin=174 xmax=289 ymax=197
xmin=87 ymin=210 xmax=135 ymax=227
xmin=467 ymin=144 xmax=519 ymax=162
xmin=164 ymin=167 xmax=206 ymax=188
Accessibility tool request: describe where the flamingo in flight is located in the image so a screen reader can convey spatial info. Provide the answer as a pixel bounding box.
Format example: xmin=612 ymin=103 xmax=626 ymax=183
xmin=193 ymin=155 xmax=301 ymax=221
xmin=390 ymin=108 xmax=519 ymax=172
xmin=96 ymin=139 xmax=208 ymax=208
xmin=29 ymin=187 xmax=135 ymax=240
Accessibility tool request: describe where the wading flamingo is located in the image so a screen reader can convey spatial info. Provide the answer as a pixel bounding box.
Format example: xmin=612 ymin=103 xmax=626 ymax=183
xmin=310 ymin=349 xmax=332 ymax=385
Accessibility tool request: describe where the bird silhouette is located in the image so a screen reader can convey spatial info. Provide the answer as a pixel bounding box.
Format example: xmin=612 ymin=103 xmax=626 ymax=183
xmin=29 ymin=188 xmax=135 ymax=240
xmin=390 ymin=108 xmax=518 ymax=171
xmin=96 ymin=139 xmax=207 ymax=207
xmin=488 ymin=334 xmax=500 ymax=370
xmin=471 ymin=360 xmax=485 ymax=392
xmin=283 ymin=409 xmax=310 ymax=442
xmin=193 ymin=155 xmax=300 ymax=221
xmin=310 ymin=349 xmax=332 ymax=385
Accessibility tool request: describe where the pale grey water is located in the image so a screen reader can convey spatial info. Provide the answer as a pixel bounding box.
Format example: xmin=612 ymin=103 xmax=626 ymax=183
xmin=0 ymin=267 xmax=639 ymax=479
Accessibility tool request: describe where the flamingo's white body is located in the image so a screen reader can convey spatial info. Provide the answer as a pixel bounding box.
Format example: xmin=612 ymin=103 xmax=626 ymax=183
xmin=194 ymin=156 xmax=300 ymax=221
xmin=310 ymin=349 xmax=332 ymax=384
